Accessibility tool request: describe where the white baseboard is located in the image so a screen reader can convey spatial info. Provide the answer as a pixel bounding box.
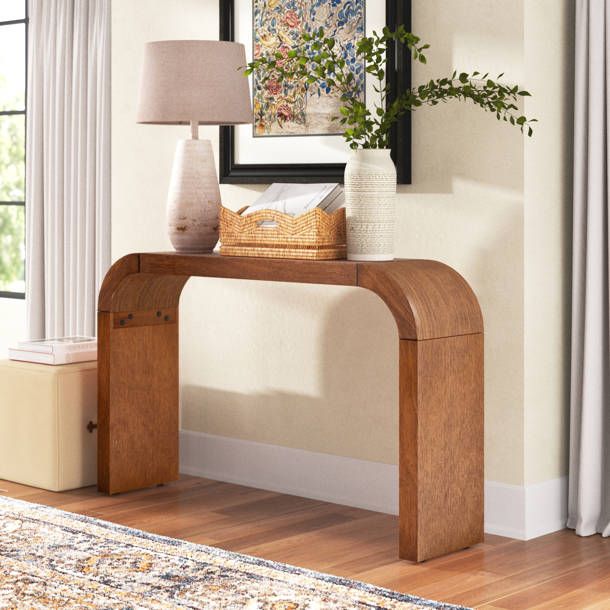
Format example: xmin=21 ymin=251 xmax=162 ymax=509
xmin=484 ymin=480 xmax=526 ymax=538
xmin=484 ymin=477 xmax=568 ymax=540
xmin=180 ymin=429 xmax=567 ymax=540
xmin=526 ymin=477 xmax=569 ymax=539
xmin=180 ymin=429 xmax=398 ymax=515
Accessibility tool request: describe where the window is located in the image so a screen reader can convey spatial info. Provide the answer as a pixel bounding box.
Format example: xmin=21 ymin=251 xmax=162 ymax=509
xmin=0 ymin=0 xmax=26 ymax=298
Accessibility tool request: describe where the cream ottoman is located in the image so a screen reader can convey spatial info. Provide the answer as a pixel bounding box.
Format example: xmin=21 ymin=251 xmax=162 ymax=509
xmin=0 ymin=359 xmax=97 ymax=491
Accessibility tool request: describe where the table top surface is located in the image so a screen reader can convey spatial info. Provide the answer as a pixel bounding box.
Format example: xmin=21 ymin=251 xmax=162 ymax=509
xmin=98 ymin=252 xmax=483 ymax=341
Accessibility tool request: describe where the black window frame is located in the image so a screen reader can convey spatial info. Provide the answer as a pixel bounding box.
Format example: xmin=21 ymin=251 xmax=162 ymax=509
xmin=0 ymin=2 xmax=28 ymax=300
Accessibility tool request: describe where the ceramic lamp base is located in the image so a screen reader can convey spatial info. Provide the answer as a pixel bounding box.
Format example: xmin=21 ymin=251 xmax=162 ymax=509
xmin=167 ymin=138 xmax=220 ymax=253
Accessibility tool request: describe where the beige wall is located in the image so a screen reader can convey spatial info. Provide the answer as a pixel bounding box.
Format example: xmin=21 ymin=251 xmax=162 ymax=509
xmin=111 ymin=0 xmax=572 ymax=487
xmin=523 ymin=0 xmax=573 ymax=485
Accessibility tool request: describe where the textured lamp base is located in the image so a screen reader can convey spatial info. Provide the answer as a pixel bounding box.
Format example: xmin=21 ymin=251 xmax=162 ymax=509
xmin=167 ymin=139 xmax=220 ymax=253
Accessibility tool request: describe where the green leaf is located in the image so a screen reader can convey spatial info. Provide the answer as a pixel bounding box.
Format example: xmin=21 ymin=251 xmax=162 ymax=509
xmin=247 ymin=25 xmax=536 ymax=146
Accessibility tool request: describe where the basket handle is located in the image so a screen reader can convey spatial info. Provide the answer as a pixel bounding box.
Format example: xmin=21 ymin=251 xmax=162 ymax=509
xmin=242 ymin=208 xmax=296 ymax=222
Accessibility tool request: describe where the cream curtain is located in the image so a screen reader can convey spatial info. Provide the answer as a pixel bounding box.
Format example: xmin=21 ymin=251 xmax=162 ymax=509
xmin=26 ymin=0 xmax=111 ymax=339
xmin=568 ymin=0 xmax=610 ymax=537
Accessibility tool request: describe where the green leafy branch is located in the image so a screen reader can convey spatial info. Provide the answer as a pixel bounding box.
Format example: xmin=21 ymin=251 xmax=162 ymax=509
xmin=245 ymin=25 xmax=536 ymax=149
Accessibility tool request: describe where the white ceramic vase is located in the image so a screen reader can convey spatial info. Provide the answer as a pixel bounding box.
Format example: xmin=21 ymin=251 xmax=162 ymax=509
xmin=344 ymin=148 xmax=396 ymax=261
xmin=167 ymin=139 xmax=220 ymax=253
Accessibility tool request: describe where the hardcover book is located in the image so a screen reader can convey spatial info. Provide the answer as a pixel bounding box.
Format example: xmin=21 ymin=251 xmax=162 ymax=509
xmin=10 ymin=337 xmax=97 ymax=365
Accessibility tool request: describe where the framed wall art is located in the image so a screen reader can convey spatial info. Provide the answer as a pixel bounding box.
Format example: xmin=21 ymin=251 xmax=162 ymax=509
xmin=219 ymin=0 xmax=412 ymax=184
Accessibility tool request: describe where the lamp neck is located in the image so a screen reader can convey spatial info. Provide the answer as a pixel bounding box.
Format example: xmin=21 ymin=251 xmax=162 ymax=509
xmin=190 ymin=120 xmax=199 ymax=140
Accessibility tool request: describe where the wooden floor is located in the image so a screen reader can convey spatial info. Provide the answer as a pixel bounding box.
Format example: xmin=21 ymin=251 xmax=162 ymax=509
xmin=1 ymin=475 xmax=609 ymax=609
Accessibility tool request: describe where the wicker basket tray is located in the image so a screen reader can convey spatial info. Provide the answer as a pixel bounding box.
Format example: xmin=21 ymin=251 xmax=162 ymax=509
xmin=219 ymin=205 xmax=346 ymax=260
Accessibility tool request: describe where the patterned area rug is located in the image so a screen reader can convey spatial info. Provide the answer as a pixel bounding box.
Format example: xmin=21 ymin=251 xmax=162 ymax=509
xmin=0 ymin=496 xmax=469 ymax=609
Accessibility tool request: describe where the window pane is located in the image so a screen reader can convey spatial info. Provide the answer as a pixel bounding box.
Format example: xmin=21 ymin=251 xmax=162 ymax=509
xmin=0 ymin=204 xmax=24 ymax=293
xmin=0 ymin=23 xmax=25 ymax=111
xmin=0 ymin=0 xmax=25 ymax=23
xmin=0 ymin=114 xmax=25 ymax=201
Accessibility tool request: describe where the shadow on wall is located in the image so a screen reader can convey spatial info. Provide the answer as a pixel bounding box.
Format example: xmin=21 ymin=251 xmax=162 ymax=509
xmin=180 ymin=283 xmax=399 ymax=465
xmin=178 ymin=0 xmax=528 ymax=475
xmin=406 ymin=0 xmax=524 ymax=194
xmin=473 ymin=207 xmax=524 ymax=480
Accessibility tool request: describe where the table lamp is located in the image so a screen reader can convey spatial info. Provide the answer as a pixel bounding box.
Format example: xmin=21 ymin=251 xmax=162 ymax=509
xmin=137 ymin=40 xmax=252 ymax=252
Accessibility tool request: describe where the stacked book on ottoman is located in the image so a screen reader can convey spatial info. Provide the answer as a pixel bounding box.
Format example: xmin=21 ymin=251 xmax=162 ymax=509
xmin=8 ymin=336 xmax=97 ymax=365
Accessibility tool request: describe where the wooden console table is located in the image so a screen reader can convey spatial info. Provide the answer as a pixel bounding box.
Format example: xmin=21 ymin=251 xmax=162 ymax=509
xmin=97 ymin=253 xmax=484 ymax=562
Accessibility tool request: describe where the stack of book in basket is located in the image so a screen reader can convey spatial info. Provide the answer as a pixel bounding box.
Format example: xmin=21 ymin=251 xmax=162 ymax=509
xmin=219 ymin=183 xmax=347 ymax=261
xmin=9 ymin=336 xmax=97 ymax=365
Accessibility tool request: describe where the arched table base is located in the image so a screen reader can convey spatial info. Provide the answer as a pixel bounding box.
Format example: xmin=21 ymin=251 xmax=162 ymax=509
xmin=98 ymin=253 xmax=484 ymax=562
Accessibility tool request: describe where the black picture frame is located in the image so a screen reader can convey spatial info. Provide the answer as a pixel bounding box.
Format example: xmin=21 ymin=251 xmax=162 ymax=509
xmin=219 ymin=0 xmax=412 ymax=184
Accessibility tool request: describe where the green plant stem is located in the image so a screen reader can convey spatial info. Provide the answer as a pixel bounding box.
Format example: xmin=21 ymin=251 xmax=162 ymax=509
xmin=245 ymin=26 xmax=536 ymax=149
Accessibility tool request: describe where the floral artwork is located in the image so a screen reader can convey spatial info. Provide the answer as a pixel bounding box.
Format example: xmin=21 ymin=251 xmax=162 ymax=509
xmin=252 ymin=0 xmax=365 ymax=137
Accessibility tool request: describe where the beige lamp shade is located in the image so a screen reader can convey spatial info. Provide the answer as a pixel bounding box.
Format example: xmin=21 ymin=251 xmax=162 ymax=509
xmin=137 ymin=40 xmax=252 ymax=125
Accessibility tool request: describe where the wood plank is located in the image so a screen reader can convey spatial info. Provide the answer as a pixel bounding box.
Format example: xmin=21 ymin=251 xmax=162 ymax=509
xmin=129 ymin=254 xmax=484 ymax=340
xmin=2 ymin=477 xmax=607 ymax=609
xmin=358 ymin=260 xmax=483 ymax=339
xmin=98 ymin=313 xmax=180 ymax=494
xmin=482 ymin=554 xmax=610 ymax=609
xmin=112 ymin=307 xmax=177 ymax=329
xmin=97 ymin=312 xmax=111 ymax=493
xmin=97 ymin=253 xmax=140 ymax=311
xmin=399 ymin=335 xmax=484 ymax=561
xmin=139 ymin=252 xmax=359 ymax=287
xmin=101 ymin=273 xmax=188 ymax=313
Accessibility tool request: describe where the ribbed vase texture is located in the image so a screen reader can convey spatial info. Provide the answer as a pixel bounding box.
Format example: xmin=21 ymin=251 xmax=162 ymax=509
xmin=167 ymin=139 xmax=220 ymax=253
xmin=344 ymin=149 xmax=396 ymax=261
